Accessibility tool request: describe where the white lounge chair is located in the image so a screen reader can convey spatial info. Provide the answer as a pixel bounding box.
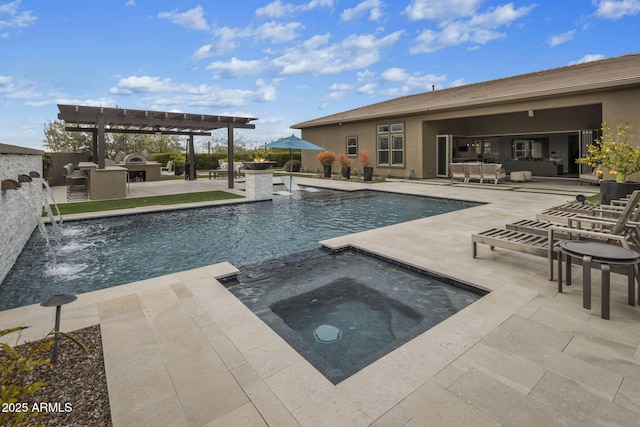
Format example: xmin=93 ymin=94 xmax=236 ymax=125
xmin=465 ymin=163 xmax=483 ymax=183
xmin=480 ymin=163 xmax=506 ymax=184
xmin=449 ymin=163 xmax=467 ymax=182
xmin=161 ymin=160 xmax=173 ymax=173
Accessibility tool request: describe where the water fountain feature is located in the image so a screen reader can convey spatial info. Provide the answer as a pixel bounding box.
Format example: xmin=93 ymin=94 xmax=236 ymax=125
xmin=11 ymin=173 xmax=63 ymax=263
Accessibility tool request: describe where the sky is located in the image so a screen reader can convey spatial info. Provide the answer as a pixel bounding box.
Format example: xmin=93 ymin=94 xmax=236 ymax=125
xmin=1 ymin=0 xmax=639 ymax=151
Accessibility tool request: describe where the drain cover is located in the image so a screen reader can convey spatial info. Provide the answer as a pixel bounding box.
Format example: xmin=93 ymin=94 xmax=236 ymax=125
xmin=314 ymin=324 xmax=342 ymax=343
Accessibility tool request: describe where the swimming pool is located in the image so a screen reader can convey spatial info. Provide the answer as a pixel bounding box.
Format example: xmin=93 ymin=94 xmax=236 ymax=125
xmin=0 ymin=189 xmax=481 ymax=310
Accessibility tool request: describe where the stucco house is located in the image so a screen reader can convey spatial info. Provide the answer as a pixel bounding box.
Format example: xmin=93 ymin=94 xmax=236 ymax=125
xmin=293 ymin=53 xmax=640 ymax=181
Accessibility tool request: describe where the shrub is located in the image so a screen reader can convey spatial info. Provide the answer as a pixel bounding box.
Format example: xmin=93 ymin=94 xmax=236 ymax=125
xmin=284 ymin=160 xmax=301 ymax=172
xmin=316 ymin=151 xmax=336 ymax=166
xmin=358 ymin=150 xmax=373 ymax=167
xmin=336 ymin=153 xmax=352 ymax=167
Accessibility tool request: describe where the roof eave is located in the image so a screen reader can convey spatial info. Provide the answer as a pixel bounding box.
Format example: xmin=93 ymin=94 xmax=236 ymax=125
xmin=294 ymin=77 xmax=640 ymax=129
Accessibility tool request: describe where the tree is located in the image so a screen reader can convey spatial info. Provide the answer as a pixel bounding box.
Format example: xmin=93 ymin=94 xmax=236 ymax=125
xmin=42 ymin=120 xmax=92 ymax=153
xmin=43 ymin=120 xmax=184 ymax=157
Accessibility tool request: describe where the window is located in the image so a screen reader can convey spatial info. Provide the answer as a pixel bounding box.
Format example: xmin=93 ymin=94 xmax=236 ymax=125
xmin=346 ymin=136 xmax=358 ymax=156
xmin=377 ymin=135 xmax=389 ymax=165
xmin=376 ymin=123 xmax=404 ymax=166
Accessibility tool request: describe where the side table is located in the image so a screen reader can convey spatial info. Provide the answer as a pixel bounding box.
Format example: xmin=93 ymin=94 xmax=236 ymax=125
xmin=558 ymin=240 xmax=639 ymax=319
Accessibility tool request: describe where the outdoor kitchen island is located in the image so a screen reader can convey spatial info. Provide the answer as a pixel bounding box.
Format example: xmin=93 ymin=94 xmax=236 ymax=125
xmin=79 ymin=162 xmax=127 ymax=200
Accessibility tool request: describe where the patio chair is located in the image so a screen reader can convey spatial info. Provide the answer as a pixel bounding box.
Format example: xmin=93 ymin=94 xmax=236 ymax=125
xmin=63 ymin=163 xmax=88 ymax=201
xmin=480 ymin=163 xmax=506 ymax=184
xmin=465 ymin=163 xmax=483 ymax=183
xmin=547 ymin=190 xmax=640 ymax=276
xmin=472 ymin=191 xmax=640 ymax=280
xmin=161 ymin=160 xmax=173 ymax=173
xmin=449 ymin=163 xmax=467 ymax=182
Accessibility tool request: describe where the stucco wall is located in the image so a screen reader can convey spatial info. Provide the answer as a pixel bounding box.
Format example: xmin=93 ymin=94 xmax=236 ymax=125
xmin=299 ymin=85 xmax=640 ymax=179
xmin=0 ymin=151 xmax=44 ymax=285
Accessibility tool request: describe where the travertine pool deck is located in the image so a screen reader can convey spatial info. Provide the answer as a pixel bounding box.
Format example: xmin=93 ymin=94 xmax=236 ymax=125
xmin=2 ymin=177 xmax=640 ymax=426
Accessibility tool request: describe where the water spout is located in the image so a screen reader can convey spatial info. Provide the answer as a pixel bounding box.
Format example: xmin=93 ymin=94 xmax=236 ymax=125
xmin=29 ymin=171 xmax=41 ymax=178
xmin=1 ymin=179 xmax=21 ymax=190
xmin=18 ymin=174 xmax=33 ymax=183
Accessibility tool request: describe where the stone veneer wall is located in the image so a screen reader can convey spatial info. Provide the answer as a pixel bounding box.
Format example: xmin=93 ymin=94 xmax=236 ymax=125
xmin=0 ymin=146 xmax=44 ymax=285
xmin=244 ymin=170 xmax=273 ymax=200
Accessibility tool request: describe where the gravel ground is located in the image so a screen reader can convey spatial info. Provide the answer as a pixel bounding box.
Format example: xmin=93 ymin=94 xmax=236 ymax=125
xmin=1 ymin=324 xmax=111 ymax=427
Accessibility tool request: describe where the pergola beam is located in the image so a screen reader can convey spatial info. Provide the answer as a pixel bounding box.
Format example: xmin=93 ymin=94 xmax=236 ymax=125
xmin=65 ymin=126 xmax=213 ymax=136
xmin=57 ymin=104 xmax=257 ymax=187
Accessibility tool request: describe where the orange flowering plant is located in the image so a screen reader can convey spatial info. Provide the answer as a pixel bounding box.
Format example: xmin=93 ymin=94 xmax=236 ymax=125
xmin=316 ymin=151 xmax=336 ymax=166
xmin=336 ymin=153 xmax=352 ymax=167
xmin=358 ymin=150 xmax=373 ymax=167
xmin=576 ymin=123 xmax=638 ymax=183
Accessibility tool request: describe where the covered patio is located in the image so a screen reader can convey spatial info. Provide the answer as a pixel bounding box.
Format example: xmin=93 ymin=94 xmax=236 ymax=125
xmin=57 ymin=104 xmax=257 ymax=199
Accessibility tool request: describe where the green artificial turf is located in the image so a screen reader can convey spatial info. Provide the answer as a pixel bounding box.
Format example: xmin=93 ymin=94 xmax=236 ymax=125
xmin=48 ymin=191 xmax=244 ymax=215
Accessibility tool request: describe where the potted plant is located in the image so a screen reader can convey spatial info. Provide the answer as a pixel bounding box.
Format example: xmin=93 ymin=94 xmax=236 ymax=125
xmin=358 ymin=150 xmax=374 ymax=181
xmin=336 ymin=153 xmax=352 ymax=179
xmin=576 ymin=122 xmax=640 ymax=204
xmin=170 ymin=150 xmax=186 ymax=175
xmin=316 ymin=151 xmax=336 ymax=178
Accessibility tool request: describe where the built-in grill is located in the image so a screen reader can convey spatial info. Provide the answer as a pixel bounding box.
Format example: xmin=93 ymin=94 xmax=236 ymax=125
xmin=119 ymin=153 xmax=161 ymax=182
xmin=123 ymin=153 xmax=147 ymax=164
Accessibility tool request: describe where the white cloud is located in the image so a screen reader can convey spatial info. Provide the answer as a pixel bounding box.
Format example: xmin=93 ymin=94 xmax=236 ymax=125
xmin=341 ymin=0 xmax=384 ymax=22
xmin=273 ymin=31 xmax=403 ymax=75
xmin=593 ymin=0 xmax=640 ymax=20
xmin=256 ymin=0 xmax=334 ymax=18
xmin=192 ymin=44 xmax=213 ymax=61
xmin=256 ymin=78 xmax=280 ymax=102
xmin=325 ymin=83 xmax=351 ymax=101
xmin=191 ymin=22 xmax=302 ymax=62
xmin=0 ymin=0 xmax=37 ymax=33
xmin=548 ymin=29 xmax=576 ymax=47
xmin=410 ymin=3 xmax=535 ymax=53
xmin=568 ymin=54 xmax=606 ymax=65
xmin=380 ymin=67 xmax=446 ymax=95
xmin=108 ymin=75 xmax=272 ymax=109
xmin=205 ymin=57 xmax=266 ymax=78
xmin=0 ymin=74 xmax=40 ymax=100
xmin=109 ymin=76 xmax=174 ymax=94
xmin=125 ymin=0 xmax=136 ymax=6
xmin=357 ymin=83 xmax=377 ymax=94
xmin=255 ymin=21 xmax=303 ymax=42
xmin=405 ymin=0 xmax=482 ymax=21
xmin=158 ymin=5 xmax=209 ymax=31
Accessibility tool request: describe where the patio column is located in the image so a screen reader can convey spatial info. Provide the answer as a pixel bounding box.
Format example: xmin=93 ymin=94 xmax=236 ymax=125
xmin=227 ymin=125 xmax=234 ymax=189
xmin=97 ymin=109 xmax=106 ymax=169
xmin=187 ymin=134 xmax=196 ymax=181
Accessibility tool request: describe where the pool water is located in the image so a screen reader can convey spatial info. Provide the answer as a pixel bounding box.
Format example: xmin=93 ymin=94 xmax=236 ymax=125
xmin=228 ymin=249 xmax=484 ymax=384
xmin=1 ymin=189 xmax=481 ymax=310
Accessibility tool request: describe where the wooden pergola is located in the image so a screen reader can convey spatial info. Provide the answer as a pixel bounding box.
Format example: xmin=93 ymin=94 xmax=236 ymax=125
xmin=57 ymin=104 xmax=257 ymax=188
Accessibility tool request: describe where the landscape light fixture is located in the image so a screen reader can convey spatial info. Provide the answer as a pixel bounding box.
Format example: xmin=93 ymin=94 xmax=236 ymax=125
xmin=41 ymin=293 xmax=77 ymax=363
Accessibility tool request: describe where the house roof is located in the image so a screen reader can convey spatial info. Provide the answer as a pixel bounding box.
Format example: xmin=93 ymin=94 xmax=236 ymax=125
xmin=293 ymin=53 xmax=640 ymax=128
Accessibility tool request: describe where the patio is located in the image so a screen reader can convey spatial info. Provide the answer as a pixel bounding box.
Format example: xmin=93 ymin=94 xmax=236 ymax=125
xmin=2 ymin=177 xmax=639 ymax=426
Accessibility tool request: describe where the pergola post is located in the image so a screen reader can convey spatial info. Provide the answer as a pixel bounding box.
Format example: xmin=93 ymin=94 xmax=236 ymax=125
xmin=97 ymin=109 xmax=106 ymax=169
xmin=227 ymin=125 xmax=234 ymax=189
xmin=187 ymin=134 xmax=196 ymax=180
xmin=92 ymin=130 xmax=98 ymax=163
